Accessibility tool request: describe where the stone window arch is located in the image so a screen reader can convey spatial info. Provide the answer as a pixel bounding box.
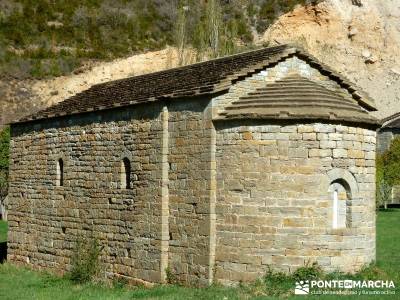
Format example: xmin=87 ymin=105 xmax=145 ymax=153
xmin=327 ymin=169 xmax=359 ymax=229
xmin=56 ymin=158 xmax=64 ymax=187
xmin=329 ymin=179 xmax=350 ymax=228
xmin=121 ymin=157 xmax=131 ymax=189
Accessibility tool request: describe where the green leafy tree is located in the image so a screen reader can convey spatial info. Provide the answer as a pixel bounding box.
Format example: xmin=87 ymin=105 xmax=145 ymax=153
xmin=205 ymin=0 xmax=222 ymax=58
xmin=376 ymin=137 xmax=400 ymax=209
xmin=381 ymin=137 xmax=400 ymax=186
xmin=0 ymin=127 xmax=10 ymax=200
xmin=175 ymin=1 xmax=189 ymax=66
xmin=178 ymin=0 xmax=242 ymax=62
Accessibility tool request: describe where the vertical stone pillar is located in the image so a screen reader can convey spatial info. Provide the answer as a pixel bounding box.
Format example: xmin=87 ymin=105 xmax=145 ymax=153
xmin=208 ymin=126 xmax=216 ymax=284
xmin=160 ymin=106 xmax=169 ymax=282
xmin=207 ymin=103 xmax=217 ymax=284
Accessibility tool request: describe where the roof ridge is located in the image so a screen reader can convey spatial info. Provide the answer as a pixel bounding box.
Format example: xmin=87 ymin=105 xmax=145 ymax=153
xmin=293 ymin=49 xmax=376 ymax=111
xmin=218 ymin=73 xmax=378 ymax=126
xmin=13 ymin=45 xmax=377 ymax=124
xmin=381 ymin=112 xmax=400 ymax=128
xmin=382 ymin=112 xmax=400 ymax=123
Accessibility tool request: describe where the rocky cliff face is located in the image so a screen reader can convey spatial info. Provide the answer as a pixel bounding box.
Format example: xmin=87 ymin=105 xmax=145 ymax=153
xmin=260 ymin=0 xmax=400 ymax=119
xmin=0 ymin=48 xmax=179 ymax=127
xmin=1 ymin=0 xmax=399 ymax=126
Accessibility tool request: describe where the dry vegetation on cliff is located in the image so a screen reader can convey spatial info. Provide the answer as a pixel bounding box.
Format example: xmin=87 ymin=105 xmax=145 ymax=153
xmin=1 ymin=0 xmax=321 ymax=126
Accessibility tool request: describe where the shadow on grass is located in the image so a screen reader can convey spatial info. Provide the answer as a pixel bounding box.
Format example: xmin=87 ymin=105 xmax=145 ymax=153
xmin=0 ymin=241 xmax=6 ymax=263
xmin=377 ymin=207 xmax=399 ymax=212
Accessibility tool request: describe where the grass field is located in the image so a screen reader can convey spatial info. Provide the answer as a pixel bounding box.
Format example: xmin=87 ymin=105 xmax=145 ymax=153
xmin=0 ymin=220 xmax=7 ymax=243
xmin=0 ymin=209 xmax=398 ymax=299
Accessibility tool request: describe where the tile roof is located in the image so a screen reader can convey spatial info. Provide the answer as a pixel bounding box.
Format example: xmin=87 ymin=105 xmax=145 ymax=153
xmin=381 ymin=112 xmax=400 ymax=128
xmin=14 ymin=45 xmax=377 ymax=124
xmin=217 ymin=74 xmax=378 ymax=125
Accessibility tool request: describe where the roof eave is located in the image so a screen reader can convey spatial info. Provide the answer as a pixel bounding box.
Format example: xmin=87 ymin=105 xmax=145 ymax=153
xmin=293 ymin=48 xmax=378 ymax=111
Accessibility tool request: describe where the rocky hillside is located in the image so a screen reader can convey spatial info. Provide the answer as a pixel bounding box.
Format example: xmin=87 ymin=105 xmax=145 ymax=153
xmin=1 ymin=0 xmax=400 ymax=126
xmin=261 ymin=0 xmax=400 ymax=119
xmin=0 ymin=48 xmax=180 ymax=126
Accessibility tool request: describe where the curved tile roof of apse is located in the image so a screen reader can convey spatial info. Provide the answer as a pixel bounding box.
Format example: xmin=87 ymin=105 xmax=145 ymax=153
xmin=381 ymin=112 xmax=400 ymax=128
xmin=217 ymin=74 xmax=378 ymax=125
xmin=14 ymin=44 xmax=377 ymax=124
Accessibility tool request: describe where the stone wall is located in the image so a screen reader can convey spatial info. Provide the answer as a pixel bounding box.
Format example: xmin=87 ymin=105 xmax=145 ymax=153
xmin=0 ymin=195 xmax=6 ymax=220
xmin=377 ymin=129 xmax=393 ymax=154
xmin=214 ymin=121 xmax=376 ymax=285
xmin=8 ymin=97 xmax=217 ymax=286
xmin=167 ymin=99 xmax=215 ymax=286
xmin=392 ymin=186 xmax=400 ymax=204
xmin=377 ymin=128 xmax=400 ymax=154
xmin=8 ymin=103 xmax=166 ymax=283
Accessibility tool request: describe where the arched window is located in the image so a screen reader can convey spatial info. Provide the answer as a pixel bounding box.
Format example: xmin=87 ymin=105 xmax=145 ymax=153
xmin=121 ymin=157 xmax=131 ymax=189
xmin=56 ymin=158 xmax=64 ymax=186
xmin=329 ymin=180 xmax=350 ymax=229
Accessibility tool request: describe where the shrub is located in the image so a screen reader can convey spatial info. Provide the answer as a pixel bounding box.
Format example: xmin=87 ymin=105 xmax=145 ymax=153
xmin=376 ymin=178 xmax=392 ymax=209
xmin=381 ymin=137 xmax=400 ymax=186
xmin=263 ymin=267 xmax=293 ymax=296
xmin=68 ymin=233 xmax=104 ymax=283
xmin=0 ymin=127 xmax=10 ymax=200
xmin=0 ymin=0 xmax=322 ymax=79
xmin=256 ymin=262 xmax=387 ymax=297
xmin=292 ymin=262 xmax=322 ymax=281
xmin=376 ymin=137 xmax=400 ymax=208
xmin=0 ymin=127 xmax=9 ymax=171
xmin=261 ymin=263 xmax=321 ymax=296
xmin=165 ymin=267 xmax=178 ymax=285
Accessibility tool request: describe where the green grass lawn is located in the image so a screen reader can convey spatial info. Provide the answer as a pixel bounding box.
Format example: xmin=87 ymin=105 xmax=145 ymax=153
xmin=0 ymin=220 xmax=7 ymax=243
xmin=375 ymin=209 xmax=400 ymax=284
xmin=0 ymin=209 xmax=399 ymax=299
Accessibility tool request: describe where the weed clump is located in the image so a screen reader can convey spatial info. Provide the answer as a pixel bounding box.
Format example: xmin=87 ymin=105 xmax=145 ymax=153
xmin=165 ymin=267 xmax=179 ymax=285
xmin=242 ymin=262 xmax=389 ymax=297
xmin=68 ymin=233 xmax=104 ymax=283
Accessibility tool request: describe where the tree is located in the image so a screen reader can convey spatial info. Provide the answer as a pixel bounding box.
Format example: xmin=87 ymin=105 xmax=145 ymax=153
xmin=381 ymin=137 xmax=400 ymax=187
xmin=376 ymin=137 xmax=400 ymax=209
xmin=173 ymin=0 xmax=256 ymax=63
xmin=205 ymin=0 xmax=222 ymax=59
xmin=0 ymin=127 xmax=9 ymax=219
xmin=0 ymin=127 xmax=9 ymax=200
xmin=175 ymin=1 xmax=189 ymax=66
xmin=377 ymin=178 xmax=392 ymax=210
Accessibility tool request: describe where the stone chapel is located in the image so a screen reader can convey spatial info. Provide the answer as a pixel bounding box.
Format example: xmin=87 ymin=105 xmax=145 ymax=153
xmin=7 ymin=45 xmax=379 ymax=286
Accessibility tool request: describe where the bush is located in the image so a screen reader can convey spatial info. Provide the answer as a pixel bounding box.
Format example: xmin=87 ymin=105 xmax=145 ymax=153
xmin=0 ymin=127 xmax=10 ymax=200
xmin=68 ymin=233 xmax=104 ymax=283
xmin=165 ymin=267 xmax=178 ymax=285
xmin=248 ymin=262 xmax=387 ymax=297
xmin=376 ymin=178 xmax=392 ymax=209
xmin=260 ymin=262 xmax=322 ymax=296
xmin=381 ymin=137 xmax=400 ymax=186
xmin=0 ymin=127 xmax=9 ymax=171
xmin=292 ymin=262 xmax=322 ymax=281
xmin=1 ymin=0 xmax=320 ymax=78
xmin=376 ymin=137 xmax=400 ymax=208
xmin=263 ymin=267 xmax=293 ymax=296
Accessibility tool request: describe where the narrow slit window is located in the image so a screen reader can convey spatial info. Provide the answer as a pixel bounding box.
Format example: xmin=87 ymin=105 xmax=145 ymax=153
xmin=121 ymin=158 xmax=131 ymax=189
xmin=332 ymin=190 xmax=338 ymax=229
xmin=330 ymin=180 xmax=350 ymax=229
xmin=57 ymin=158 xmax=64 ymax=186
